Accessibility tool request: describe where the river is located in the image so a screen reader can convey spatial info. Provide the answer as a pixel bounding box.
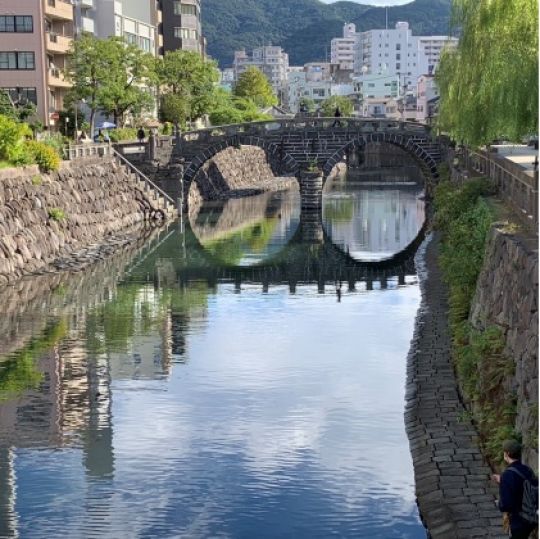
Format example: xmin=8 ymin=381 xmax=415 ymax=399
xmin=0 ymin=169 xmax=427 ymax=538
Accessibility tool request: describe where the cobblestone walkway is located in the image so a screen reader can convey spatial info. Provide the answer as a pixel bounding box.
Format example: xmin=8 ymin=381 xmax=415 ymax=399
xmin=405 ymin=233 xmax=507 ymax=539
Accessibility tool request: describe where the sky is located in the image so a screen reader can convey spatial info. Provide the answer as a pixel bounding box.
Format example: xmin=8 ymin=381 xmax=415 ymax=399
xmin=320 ymin=0 xmax=413 ymax=5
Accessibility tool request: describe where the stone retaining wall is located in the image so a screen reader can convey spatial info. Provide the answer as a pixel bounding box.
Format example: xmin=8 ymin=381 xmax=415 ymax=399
xmin=470 ymin=225 xmax=539 ymax=467
xmin=0 ymin=159 xmax=164 ymax=286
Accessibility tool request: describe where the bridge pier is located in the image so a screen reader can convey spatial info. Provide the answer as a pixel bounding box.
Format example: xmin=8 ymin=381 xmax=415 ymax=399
xmin=299 ymin=171 xmax=323 ymax=211
xmin=299 ymin=211 xmax=324 ymax=244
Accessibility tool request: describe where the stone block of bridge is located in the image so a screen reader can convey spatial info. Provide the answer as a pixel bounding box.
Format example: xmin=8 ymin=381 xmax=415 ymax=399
xmin=299 ymin=170 xmax=323 ymax=211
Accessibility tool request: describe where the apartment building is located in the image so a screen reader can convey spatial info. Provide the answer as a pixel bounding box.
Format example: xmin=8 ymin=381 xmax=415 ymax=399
xmin=352 ymin=22 xmax=457 ymax=94
xmin=0 ymin=0 xmax=74 ymax=129
xmin=76 ymin=0 xmax=160 ymax=56
xmin=331 ymin=23 xmax=358 ymax=71
xmin=233 ymin=46 xmax=290 ymax=96
xmin=160 ymin=0 xmax=204 ymax=55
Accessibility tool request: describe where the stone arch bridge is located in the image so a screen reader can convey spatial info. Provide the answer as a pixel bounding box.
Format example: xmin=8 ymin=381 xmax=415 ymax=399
xmin=180 ymin=118 xmax=443 ymax=191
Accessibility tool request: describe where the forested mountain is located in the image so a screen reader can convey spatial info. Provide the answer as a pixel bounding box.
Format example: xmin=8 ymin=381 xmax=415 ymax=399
xmin=203 ymin=0 xmax=453 ymax=67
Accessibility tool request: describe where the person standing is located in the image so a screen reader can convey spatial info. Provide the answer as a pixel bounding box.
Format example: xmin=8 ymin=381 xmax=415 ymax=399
xmin=137 ymin=127 xmax=146 ymax=143
xmin=492 ymin=440 xmax=538 ymax=538
xmin=332 ymin=107 xmax=342 ymax=127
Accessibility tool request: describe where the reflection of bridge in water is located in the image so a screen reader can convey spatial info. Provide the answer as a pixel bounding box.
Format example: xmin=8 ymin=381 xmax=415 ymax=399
xmin=127 ymin=191 xmax=424 ymax=293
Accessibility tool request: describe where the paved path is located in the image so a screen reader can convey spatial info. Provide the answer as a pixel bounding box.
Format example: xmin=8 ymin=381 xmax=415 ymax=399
xmin=491 ymin=144 xmax=538 ymax=176
xmin=405 ymin=233 xmax=507 ymax=539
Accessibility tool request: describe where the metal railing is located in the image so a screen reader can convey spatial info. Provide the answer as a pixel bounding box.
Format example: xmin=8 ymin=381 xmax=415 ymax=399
xmin=64 ymin=143 xmax=112 ymax=160
xmin=465 ymin=148 xmax=538 ymax=228
xmin=110 ymin=147 xmax=176 ymax=208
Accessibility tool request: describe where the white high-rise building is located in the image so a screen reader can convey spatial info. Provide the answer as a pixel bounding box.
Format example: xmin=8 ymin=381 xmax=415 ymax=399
xmin=331 ymin=23 xmax=358 ymax=71
xmin=353 ymin=22 xmax=457 ymax=94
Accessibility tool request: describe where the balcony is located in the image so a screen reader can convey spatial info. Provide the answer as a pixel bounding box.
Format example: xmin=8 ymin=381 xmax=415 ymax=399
xmin=44 ymin=0 xmax=74 ymax=21
xmin=48 ymin=67 xmax=71 ymax=88
xmin=80 ymin=16 xmax=95 ymax=34
xmin=46 ymin=32 xmax=72 ymax=53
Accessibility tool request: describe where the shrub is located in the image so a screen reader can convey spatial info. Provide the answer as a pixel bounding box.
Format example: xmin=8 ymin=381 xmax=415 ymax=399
xmin=40 ymin=133 xmax=64 ymax=154
xmin=160 ymin=122 xmax=172 ymax=135
xmin=31 ymin=174 xmax=42 ymax=186
xmin=0 ymin=114 xmax=32 ymax=165
xmin=48 ymin=208 xmax=66 ymax=221
xmin=26 ymin=140 xmax=61 ymax=172
xmin=108 ymin=128 xmax=137 ymax=142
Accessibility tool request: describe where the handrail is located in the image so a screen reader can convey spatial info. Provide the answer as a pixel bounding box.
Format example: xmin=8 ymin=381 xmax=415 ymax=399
xmin=111 ymin=147 xmax=176 ymax=206
xmin=180 ymin=117 xmax=431 ymax=141
xmin=465 ymin=148 xmax=538 ymax=228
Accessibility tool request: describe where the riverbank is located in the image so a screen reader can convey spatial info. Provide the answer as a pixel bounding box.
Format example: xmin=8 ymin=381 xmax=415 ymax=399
xmin=406 ymin=232 xmax=506 ymax=539
xmin=0 ymin=158 xmax=175 ymax=287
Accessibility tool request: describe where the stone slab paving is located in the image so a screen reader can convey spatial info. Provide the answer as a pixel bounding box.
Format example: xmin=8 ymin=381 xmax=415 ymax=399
xmin=405 ymin=233 xmax=507 ymax=539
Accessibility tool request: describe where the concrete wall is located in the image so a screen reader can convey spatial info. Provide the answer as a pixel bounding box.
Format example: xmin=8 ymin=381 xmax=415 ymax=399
xmin=470 ymin=225 xmax=539 ymax=467
xmin=0 ymin=159 xmax=162 ymax=286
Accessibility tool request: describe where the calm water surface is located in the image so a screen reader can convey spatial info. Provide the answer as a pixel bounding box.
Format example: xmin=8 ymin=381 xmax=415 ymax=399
xmin=0 ymin=172 xmax=427 ymax=538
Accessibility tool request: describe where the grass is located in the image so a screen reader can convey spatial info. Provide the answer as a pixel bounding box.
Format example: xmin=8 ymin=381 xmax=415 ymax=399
xmin=48 ymin=208 xmax=66 ymax=222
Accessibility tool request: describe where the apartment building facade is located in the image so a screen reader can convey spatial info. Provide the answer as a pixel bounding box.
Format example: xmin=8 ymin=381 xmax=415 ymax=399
xmin=233 ymin=46 xmax=290 ymax=96
xmin=330 ymin=23 xmax=358 ymax=71
xmin=352 ymin=22 xmax=457 ymax=94
xmin=160 ymin=0 xmax=204 ymax=55
xmin=75 ymin=0 xmax=161 ymax=56
xmin=0 ymin=0 xmax=74 ymax=129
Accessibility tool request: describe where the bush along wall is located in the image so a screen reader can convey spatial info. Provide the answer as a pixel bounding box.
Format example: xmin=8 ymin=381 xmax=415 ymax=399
xmin=433 ymin=177 xmax=522 ymax=466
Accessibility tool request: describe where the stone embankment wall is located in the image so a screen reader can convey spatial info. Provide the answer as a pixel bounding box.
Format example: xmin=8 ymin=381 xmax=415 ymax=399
xmin=188 ymin=146 xmax=297 ymax=209
xmin=470 ymin=225 xmax=539 ymax=467
xmin=0 ymin=159 xmax=167 ymax=286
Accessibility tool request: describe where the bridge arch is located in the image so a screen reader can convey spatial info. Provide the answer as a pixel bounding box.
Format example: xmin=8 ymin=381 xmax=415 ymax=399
xmin=182 ymin=135 xmax=300 ymax=186
xmin=322 ymin=132 xmax=439 ymax=183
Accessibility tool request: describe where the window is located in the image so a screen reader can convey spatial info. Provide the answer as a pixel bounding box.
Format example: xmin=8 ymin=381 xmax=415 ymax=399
xmin=396 ymin=54 xmax=401 ymax=60
xmin=2 ymin=87 xmax=37 ymax=105
xmin=0 ymin=16 xmax=33 ymax=33
xmin=396 ymin=63 xmax=401 ymax=70
xmin=174 ymin=27 xmax=198 ymax=40
xmin=0 ymin=52 xmax=35 ymax=70
xmin=125 ymin=32 xmax=137 ymax=45
xmin=140 ymin=37 xmax=152 ymax=52
xmin=396 ymin=43 xmax=401 ymax=50
xmin=174 ymin=2 xmax=198 ymax=16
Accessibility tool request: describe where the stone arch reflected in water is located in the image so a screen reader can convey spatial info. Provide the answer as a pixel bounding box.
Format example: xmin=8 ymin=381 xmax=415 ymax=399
xmin=188 ymin=189 xmax=302 ymax=268
xmin=322 ymin=179 xmax=425 ymax=262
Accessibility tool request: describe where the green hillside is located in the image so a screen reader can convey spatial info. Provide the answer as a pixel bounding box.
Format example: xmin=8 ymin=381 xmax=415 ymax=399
xmin=203 ymin=0 xmax=453 ymax=67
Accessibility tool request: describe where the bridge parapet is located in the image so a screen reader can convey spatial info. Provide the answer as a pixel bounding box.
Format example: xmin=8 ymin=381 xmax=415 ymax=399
xmin=181 ymin=118 xmax=432 ymax=146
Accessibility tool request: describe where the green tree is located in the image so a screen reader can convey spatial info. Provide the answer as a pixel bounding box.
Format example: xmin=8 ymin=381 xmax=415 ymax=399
xmin=233 ymin=67 xmax=277 ymax=108
xmin=97 ymin=40 xmax=156 ymax=126
xmin=160 ymin=93 xmax=191 ymax=127
xmin=437 ymin=0 xmax=538 ymax=145
xmin=157 ymin=50 xmax=220 ymax=124
xmin=66 ymin=35 xmax=114 ymax=134
xmin=67 ymin=36 xmax=156 ymax=132
xmin=209 ymin=96 xmax=272 ymax=126
xmin=299 ymin=97 xmax=316 ymax=113
xmin=321 ymin=95 xmax=354 ymax=117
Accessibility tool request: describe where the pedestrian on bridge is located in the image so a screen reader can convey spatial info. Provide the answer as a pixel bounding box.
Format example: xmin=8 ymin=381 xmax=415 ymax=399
xmin=492 ymin=439 xmax=538 ymax=539
xmin=137 ymin=127 xmax=146 ymax=143
xmin=333 ymin=107 xmax=342 ymax=128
